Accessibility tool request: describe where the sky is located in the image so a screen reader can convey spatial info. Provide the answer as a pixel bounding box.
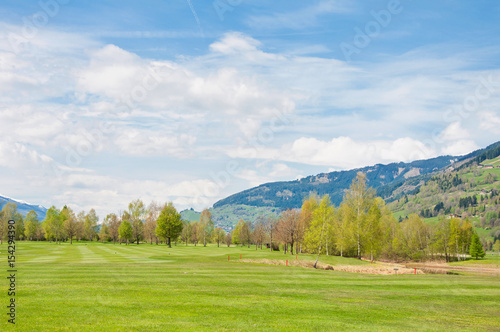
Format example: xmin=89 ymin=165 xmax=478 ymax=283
xmin=1 ymin=0 xmax=500 ymax=218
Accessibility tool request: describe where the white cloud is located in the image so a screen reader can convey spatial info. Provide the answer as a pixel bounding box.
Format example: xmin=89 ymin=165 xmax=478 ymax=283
xmin=114 ymin=130 xmax=196 ymax=158
xmin=479 ymin=111 xmax=500 ymax=134
xmin=1 ymin=24 xmax=498 ymax=218
xmin=440 ymin=140 xmax=479 ymax=156
xmin=235 ymin=169 xmax=270 ymax=187
xmin=269 ymin=163 xmax=295 ymax=178
xmin=76 ymin=44 xmax=144 ymax=99
xmin=440 ymin=122 xmax=470 ymax=141
xmin=286 ymin=136 xmax=436 ymax=168
xmin=227 ymin=136 xmax=438 ymax=169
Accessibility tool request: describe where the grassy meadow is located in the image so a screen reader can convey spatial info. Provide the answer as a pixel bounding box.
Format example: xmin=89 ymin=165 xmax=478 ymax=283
xmin=2 ymin=241 xmax=500 ymax=331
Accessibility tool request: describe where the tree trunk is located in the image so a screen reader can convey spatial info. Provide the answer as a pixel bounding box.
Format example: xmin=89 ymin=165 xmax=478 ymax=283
xmin=168 ymin=237 xmax=171 ymax=248
xmin=70 ymin=237 xmax=72 ymax=245
xmin=357 ymin=233 xmax=361 ymax=259
xmin=270 ymin=231 xmax=273 ymax=252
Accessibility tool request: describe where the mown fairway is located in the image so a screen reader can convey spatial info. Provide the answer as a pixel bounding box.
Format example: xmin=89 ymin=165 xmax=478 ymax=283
xmin=2 ymin=242 xmax=500 ymax=331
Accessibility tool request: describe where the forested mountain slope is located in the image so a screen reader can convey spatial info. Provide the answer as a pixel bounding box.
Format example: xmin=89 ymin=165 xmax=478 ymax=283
xmin=389 ymin=153 xmax=500 ymax=248
xmin=215 ymin=142 xmax=500 ymax=210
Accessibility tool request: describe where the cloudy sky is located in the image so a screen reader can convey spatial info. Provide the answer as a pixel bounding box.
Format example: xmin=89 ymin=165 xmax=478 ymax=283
xmin=1 ymin=0 xmax=500 ymax=218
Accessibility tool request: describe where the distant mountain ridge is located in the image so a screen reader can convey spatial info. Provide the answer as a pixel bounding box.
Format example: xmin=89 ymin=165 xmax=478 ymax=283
xmin=214 ymin=141 xmax=500 ymax=210
xmin=0 ymin=195 xmax=48 ymax=220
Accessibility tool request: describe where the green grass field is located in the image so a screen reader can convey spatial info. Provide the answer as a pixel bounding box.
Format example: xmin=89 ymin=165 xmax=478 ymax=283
xmin=481 ymin=156 xmax=500 ymax=167
xmin=2 ymin=242 xmax=500 ymax=331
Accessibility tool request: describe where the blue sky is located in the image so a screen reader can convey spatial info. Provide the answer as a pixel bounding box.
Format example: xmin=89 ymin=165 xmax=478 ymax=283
xmin=1 ymin=0 xmax=500 ymax=218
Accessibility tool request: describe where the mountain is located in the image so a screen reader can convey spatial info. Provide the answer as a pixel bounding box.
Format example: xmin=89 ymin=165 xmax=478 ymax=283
xmin=214 ymin=142 xmax=500 ymax=211
xmin=389 ymin=153 xmax=500 ymax=245
xmin=0 ymin=195 xmax=48 ymax=220
xmin=214 ymin=156 xmax=456 ymax=210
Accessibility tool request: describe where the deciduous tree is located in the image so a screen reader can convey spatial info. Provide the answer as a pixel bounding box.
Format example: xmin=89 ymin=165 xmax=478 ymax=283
xmin=145 ymin=201 xmax=162 ymax=245
xmin=343 ymin=172 xmax=375 ymax=259
xmin=212 ymin=227 xmax=225 ymax=247
xmin=119 ymin=220 xmax=133 ymax=245
xmin=200 ymin=209 xmax=214 ymax=247
xmin=24 ymin=210 xmax=39 ymax=241
xmin=278 ymin=209 xmax=302 ymax=255
xmin=232 ymin=219 xmax=245 ymax=245
xmin=43 ymin=206 xmax=63 ymax=243
xmin=225 ymin=232 xmax=232 ymax=247
xmin=106 ymin=213 xmax=121 ymax=244
xmin=84 ymin=209 xmax=99 ymax=241
xmin=61 ymin=206 xmax=77 ymax=244
xmin=156 ymin=202 xmax=183 ymax=248
xmin=129 ymin=199 xmax=146 ymax=245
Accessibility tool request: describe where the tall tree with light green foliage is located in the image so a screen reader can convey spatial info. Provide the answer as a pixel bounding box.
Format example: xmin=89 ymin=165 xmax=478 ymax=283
xmin=61 ymin=205 xmax=77 ymax=244
xmin=119 ymin=220 xmax=133 ymax=245
xmin=43 ymin=206 xmax=64 ymax=243
xmin=24 ymin=210 xmax=39 ymax=241
xmin=494 ymin=239 xmax=500 ymax=254
xmin=232 ymin=219 xmax=245 ymax=245
xmin=212 ymin=227 xmax=226 ymax=247
xmin=305 ymin=195 xmax=334 ymax=268
xmin=106 ymin=213 xmax=121 ymax=244
xmin=129 ymin=199 xmax=146 ymax=244
xmin=84 ymin=209 xmax=99 ymax=241
xmin=200 ymin=208 xmax=214 ymax=247
xmin=343 ymin=172 xmax=375 ymax=259
xmin=156 ymin=202 xmax=183 ymax=248
xmin=1 ymin=202 xmax=24 ymax=241
xmin=365 ymin=201 xmax=383 ymax=261
xmin=99 ymin=221 xmax=109 ymax=242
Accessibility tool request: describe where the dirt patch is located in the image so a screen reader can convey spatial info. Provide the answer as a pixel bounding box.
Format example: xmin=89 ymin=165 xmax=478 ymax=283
xmin=239 ymin=259 xmax=423 ymax=275
xmin=405 ymin=262 xmax=500 ymax=276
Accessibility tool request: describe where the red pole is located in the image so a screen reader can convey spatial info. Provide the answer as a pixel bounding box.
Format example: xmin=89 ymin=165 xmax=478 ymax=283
xmin=296 ymin=255 xmax=297 ymax=260
xmin=228 ymin=255 xmax=230 ymax=261
xmin=286 ymin=260 xmax=288 ymax=266
xmin=414 ymin=268 xmax=417 ymax=275
xmin=240 ymin=254 xmax=241 ymax=259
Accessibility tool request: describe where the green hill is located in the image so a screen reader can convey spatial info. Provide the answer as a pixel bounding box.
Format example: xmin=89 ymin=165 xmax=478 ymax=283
xmin=214 ymin=156 xmax=458 ymax=209
xmin=389 ymin=157 xmax=500 ymax=248
xmin=213 ymin=142 xmax=500 ymax=211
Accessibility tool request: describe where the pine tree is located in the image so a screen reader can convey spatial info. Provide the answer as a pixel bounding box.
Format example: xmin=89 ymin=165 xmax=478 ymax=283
xmin=469 ymin=234 xmax=485 ymax=260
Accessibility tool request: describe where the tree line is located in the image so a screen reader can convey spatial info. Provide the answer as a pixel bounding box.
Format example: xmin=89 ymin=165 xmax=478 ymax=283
xmin=221 ymin=173 xmax=489 ymax=262
xmin=0 ymin=200 xmax=185 ymax=248
xmin=0 ymin=173 xmax=495 ymax=261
